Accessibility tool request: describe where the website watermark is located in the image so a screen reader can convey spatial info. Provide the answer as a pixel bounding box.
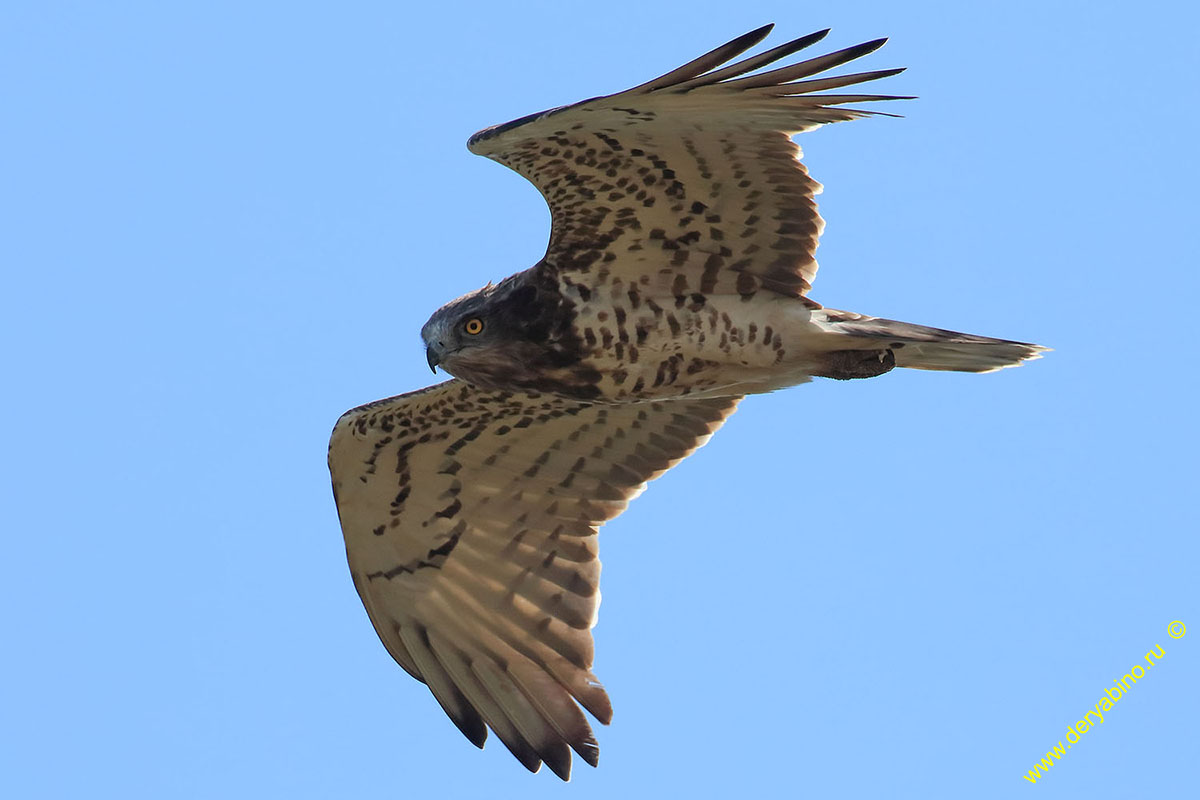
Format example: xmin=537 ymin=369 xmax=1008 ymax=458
xmin=1022 ymin=620 xmax=1186 ymax=785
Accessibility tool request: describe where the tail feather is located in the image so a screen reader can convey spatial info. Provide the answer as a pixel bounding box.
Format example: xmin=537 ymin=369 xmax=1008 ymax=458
xmin=819 ymin=311 xmax=1047 ymax=373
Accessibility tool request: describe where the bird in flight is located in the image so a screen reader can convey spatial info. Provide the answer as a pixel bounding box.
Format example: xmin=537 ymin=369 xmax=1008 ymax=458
xmin=328 ymin=24 xmax=1044 ymax=780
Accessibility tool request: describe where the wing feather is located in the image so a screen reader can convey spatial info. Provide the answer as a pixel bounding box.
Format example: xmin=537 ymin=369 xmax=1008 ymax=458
xmin=622 ymin=23 xmax=775 ymax=93
xmin=669 ymin=29 xmax=831 ymax=90
xmin=719 ymin=37 xmax=889 ymax=90
xmin=396 ymin=622 xmax=490 ymax=749
xmin=467 ymin=27 xmax=911 ymax=299
xmin=424 ymin=632 xmax=541 ymax=765
xmin=747 ymin=67 xmax=904 ymax=95
xmin=470 ymin=656 xmax=573 ymax=780
xmin=330 ymin=379 xmax=738 ymax=779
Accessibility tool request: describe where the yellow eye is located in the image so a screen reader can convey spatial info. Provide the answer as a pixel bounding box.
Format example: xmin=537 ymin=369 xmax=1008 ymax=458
xmin=464 ymin=318 xmax=484 ymax=335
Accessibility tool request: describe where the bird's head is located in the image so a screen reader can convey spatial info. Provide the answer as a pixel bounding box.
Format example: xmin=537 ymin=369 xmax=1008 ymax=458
xmin=421 ymin=277 xmax=565 ymax=390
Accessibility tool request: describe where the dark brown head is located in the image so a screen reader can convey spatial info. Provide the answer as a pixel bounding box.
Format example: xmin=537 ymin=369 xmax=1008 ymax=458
xmin=421 ymin=275 xmax=590 ymax=393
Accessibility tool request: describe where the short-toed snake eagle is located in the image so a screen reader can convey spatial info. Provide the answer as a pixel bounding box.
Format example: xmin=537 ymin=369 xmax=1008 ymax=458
xmin=329 ymin=25 xmax=1044 ymax=779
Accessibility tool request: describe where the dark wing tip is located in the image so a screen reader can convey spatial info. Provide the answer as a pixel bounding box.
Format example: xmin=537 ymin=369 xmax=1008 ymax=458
xmin=462 ymin=722 xmax=487 ymax=749
xmin=735 ymin=22 xmax=776 ymax=49
xmin=852 ymin=37 xmax=889 ymax=58
xmin=576 ymin=738 xmax=600 ymax=768
xmin=804 ymin=28 xmax=832 ymax=48
xmin=669 ymin=27 xmax=836 ymax=92
xmin=543 ymin=748 xmax=573 ymax=781
xmin=626 ymin=23 xmax=780 ymax=94
xmin=443 ymin=698 xmax=488 ymax=749
xmin=793 ymin=28 xmax=833 ymax=52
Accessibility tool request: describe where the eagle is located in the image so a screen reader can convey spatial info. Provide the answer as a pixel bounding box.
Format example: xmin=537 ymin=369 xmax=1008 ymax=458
xmin=328 ymin=25 xmax=1044 ymax=780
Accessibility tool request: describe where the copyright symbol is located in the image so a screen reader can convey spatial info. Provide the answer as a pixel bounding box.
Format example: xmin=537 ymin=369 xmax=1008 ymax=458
xmin=1168 ymin=620 xmax=1186 ymax=639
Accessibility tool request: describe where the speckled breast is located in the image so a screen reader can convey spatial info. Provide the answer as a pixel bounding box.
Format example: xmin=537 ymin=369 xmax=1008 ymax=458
xmin=570 ymin=290 xmax=820 ymax=400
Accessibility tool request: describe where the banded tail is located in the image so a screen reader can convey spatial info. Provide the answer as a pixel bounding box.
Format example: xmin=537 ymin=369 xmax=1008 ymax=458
xmin=817 ymin=309 xmax=1047 ymax=374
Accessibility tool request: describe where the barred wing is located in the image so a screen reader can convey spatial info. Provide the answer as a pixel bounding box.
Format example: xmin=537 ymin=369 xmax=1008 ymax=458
xmin=329 ymin=380 xmax=738 ymax=779
xmin=468 ymin=25 xmax=909 ymax=299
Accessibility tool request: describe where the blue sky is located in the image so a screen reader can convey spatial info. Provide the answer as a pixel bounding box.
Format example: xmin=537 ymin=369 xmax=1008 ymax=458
xmin=3 ymin=1 xmax=1197 ymax=797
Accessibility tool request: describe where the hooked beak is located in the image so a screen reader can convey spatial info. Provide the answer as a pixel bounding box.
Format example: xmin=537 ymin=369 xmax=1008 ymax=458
xmin=425 ymin=343 xmax=441 ymax=374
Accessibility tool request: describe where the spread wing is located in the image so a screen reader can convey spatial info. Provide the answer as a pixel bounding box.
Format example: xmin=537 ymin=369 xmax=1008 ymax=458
xmin=329 ymin=380 xmax=739 ymax=779
xmin=468 ymin=25 xmax=910 ymax=300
